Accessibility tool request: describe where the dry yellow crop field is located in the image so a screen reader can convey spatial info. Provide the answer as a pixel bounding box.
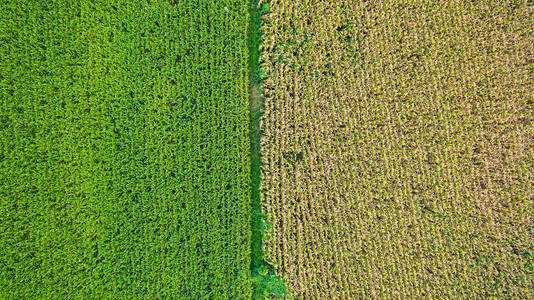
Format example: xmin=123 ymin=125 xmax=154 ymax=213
xmin=260 ymin=0 xmax=533 ymax=298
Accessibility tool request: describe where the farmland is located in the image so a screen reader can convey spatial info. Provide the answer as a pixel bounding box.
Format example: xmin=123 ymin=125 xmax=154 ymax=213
xmin=0 ymin=0 xmax=251 ymax=298
xmin=1 ymin=0 xmax=532 ymax=299
xmin=260 ymin=0 xmax=533 ymax=298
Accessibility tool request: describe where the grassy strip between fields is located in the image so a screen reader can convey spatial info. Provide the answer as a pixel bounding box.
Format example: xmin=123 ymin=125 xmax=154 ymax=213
xmin=248 ymin=0 xmax=287 ymax=299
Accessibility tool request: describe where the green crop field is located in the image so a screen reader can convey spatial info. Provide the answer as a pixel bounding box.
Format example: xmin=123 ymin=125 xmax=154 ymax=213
xmin=0 ymin=0 xmax=253 ymax=298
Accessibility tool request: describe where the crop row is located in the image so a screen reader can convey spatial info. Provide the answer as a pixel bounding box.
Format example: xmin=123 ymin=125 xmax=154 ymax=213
xmin=0 ymin=0 xmax=252 ymax=298
xmin=260 ymin=0 xmax=533 ymax=298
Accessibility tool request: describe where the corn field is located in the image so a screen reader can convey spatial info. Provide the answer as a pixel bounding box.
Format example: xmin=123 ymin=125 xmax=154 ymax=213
xmin=260 ymin=0 xmax=533 ymax=298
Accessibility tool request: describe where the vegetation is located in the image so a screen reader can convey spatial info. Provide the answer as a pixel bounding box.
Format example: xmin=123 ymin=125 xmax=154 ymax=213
xmin=248 ymin=0 xmax=287 ymax=298
xmin=0 ymin=0 xmax=251 ymax=298
xmin=2 ymin=0 xmax=532 ymax=299
xmin=260 ymin=0 xmax=533 ymax=298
